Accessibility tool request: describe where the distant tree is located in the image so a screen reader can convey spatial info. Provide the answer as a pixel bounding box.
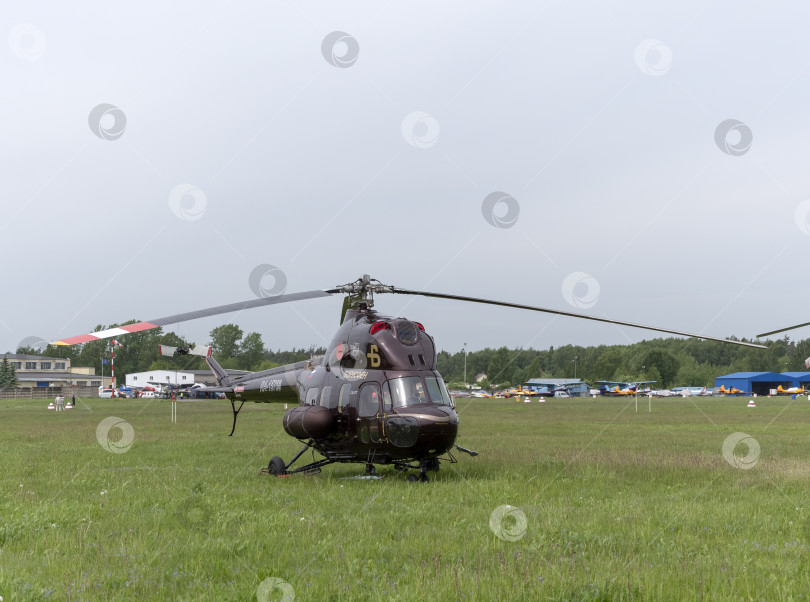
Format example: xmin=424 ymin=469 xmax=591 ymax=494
xmin=209 ymin=324 xmax=243 ymax=359
xmin=16 ymin=345 xmax=43 ymax=356
xmin=792 ymin=339 xmax=810 ymax=371
xmin=642 ymin=349 xmax=680 ymax=388
xmin=239 ymin=332 xmax=264 ymax=370
xmin=486 ymin=347 xmax=511 ymax=386
xmin=645 ymin=365 xmax=662 ymax=388
xmin=592 ymin=349 xmax=623 ymax=381
xmin=0 ymin=358 xmax=17 ymax=388
xmin=252 ymin=359 xmax=281 ymax=372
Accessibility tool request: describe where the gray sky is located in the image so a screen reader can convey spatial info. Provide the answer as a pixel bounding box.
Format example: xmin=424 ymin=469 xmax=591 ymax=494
xmin=4 ymin=1 xmax=810 ymax=356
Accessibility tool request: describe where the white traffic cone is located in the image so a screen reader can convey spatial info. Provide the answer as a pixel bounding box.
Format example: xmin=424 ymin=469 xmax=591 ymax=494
xmin=748 ymin=399 xmax=756 ymax=407
xmin=47 ymin=402 xmax=55 ymax=410
xmin=538 ymin=397 xmax=546 ymax=403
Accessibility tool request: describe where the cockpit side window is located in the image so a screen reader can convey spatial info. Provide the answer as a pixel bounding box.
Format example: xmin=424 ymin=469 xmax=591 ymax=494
xmin=359 ymin=383 xmax=381 ymax=417
xmin=425 ymin=376 xmax=453 ymax=406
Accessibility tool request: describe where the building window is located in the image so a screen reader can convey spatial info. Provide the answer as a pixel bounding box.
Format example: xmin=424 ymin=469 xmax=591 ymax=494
xmin=133 ymin=376 xmax=138 ymax=381
xmin=55 ymin=362 xmax=66 ymax=370
xmin=77 ymin=381 xmax=87 ymax=386
xmin=25 ymin=362 xmax=36 ymax=370
xmin=91 ymin=380 xmax=101 ymax=386
xmin=182 ymin=375 xmax=187 ymax=380
xmin=12 ymin=362 xmax=21 ymax=369
xmin=40 ymin=362 xmax=52 ymax=370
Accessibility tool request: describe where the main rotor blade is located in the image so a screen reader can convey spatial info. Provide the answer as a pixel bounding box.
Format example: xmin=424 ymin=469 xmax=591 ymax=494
xmin=756 ymin=321 xmax=810 ymax=338
xmin=391 ymin=288 xmax=766 ymax=349
xmin=52 ymin=289 xmax=336 ymax=346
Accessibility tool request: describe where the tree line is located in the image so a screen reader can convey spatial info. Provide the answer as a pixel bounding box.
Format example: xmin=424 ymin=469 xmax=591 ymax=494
xmin=10 ymin=321 xmax=805 ymax=390
xmin=436 ymin=336 xmax=806 ymax=389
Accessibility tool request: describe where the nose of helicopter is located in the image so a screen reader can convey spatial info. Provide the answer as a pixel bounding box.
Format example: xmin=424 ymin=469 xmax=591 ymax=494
xmin=385 ymin=405 xmax=458 ymax=452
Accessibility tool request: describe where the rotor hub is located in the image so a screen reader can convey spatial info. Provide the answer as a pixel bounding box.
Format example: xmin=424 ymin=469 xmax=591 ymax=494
xmin=335 ymin=274 xmax=393 ymax=309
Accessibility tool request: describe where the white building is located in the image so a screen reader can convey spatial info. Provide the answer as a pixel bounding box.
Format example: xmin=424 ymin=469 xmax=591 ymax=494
xmin=125 ymin=370 xmax=196 ymax=387
xmin=125 ymin=368 xmax=249 ymax=388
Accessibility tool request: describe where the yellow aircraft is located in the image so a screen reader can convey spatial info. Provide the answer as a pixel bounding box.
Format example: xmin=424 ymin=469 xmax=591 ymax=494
xmin=717 ymin=385 xmax=744 ymax=395
xmin=501 ymin=387 xmax=539 ymax=398
xmin=776 ymin=385 xmax=805 ymax=395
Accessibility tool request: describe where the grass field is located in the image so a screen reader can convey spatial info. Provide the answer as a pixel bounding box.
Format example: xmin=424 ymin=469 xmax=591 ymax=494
xmin=1 ymin=394 xmax=810 ymax=600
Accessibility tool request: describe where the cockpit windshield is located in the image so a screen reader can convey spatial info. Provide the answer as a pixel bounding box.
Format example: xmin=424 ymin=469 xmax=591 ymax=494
xmin=388 ymin=375 xmax=452 ymax=407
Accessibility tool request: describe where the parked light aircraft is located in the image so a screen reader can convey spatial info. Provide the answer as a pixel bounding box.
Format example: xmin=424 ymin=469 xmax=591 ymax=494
xmin=596 ymin=381 xmax=656 ymax=396
xmin=776 ymin=385 xmax=805 ymax=395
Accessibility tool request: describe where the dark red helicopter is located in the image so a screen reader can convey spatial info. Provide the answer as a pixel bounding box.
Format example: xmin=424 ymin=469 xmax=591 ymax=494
xmin=54 ymin=275 xmax=764 ymax=482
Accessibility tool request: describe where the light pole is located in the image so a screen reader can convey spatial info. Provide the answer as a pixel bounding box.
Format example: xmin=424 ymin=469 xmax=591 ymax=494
xmin=573 ymin=356 xmax=578 ymax=379
xmin=463 ymin=342 xmax=467 ymax=389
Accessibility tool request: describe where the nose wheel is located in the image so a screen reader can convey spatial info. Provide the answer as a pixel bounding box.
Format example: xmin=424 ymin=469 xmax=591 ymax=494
xmin=407 ymin=462 xmax=430 ymax=482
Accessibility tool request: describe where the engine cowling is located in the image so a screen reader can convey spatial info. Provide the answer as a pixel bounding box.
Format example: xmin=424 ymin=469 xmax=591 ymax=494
xmin=283 ymin=405 xmax=335 ymax=440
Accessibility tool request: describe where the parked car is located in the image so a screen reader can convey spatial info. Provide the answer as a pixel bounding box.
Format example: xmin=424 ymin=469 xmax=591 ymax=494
xmin=98 ymin=387 xmax=114 ymax=398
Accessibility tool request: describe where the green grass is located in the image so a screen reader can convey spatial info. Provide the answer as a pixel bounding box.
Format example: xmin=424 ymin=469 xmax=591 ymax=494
xmin=2 ymin=394 xmax=810 ymax=600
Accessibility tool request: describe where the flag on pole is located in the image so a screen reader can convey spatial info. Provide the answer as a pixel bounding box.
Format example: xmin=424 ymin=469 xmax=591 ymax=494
xmin=101 ymin=359 xmax=109 ymax=365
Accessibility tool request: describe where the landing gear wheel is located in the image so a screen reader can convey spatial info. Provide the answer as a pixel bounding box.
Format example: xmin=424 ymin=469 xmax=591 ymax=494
xmin=418 ymin=472 xmax=430 ymax=483
xmin=268 ymin=456 xmax=286 ymax=476
xmin=407 ymin=474 xmax=419 ymax=483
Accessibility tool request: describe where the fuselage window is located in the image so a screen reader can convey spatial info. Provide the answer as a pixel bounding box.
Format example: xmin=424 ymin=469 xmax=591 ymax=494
xmin=320 ymin=385 xmax=334 ymax=408
xmin=382 ymin=380 xmax=392 ymax=412
xmin=359 ymin=383 xmax=380 ymax=417
xmin=305 ymin=387 xmax=319 ymax=406
xmin=338 ymin=383 xmax=352 ymax=411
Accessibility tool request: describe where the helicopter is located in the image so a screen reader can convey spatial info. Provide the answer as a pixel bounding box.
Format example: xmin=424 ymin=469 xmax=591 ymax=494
xmin=53 ymin=275 xmax=765 ymax=482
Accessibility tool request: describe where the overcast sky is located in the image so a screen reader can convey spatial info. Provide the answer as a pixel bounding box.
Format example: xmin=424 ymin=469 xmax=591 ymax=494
xmin=4 ymin=1 xmax=810 ymax=357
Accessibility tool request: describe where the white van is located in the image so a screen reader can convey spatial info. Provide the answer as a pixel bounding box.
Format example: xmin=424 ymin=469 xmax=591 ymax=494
xmin=98 ymin=387 xmax=114 ymax=398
